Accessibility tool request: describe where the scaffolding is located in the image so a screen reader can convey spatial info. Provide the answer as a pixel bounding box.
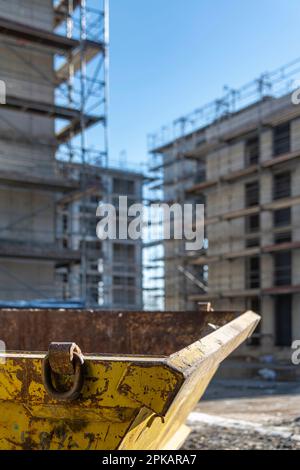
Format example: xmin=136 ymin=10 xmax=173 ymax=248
xmin=146 ymin=56 xmax=300 ymax=310
xmin=143 ymin=162 xmax=165 ymax=310
xmin=148 ymin=56 xmax=300 ymax=152
xmin=0 ymin=0 xmax=110 ymax=306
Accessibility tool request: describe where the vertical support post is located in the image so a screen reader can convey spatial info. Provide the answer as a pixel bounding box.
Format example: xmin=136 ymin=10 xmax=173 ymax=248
xmin=80 ymin=0 xmax=87 ymax=305
xmin=67 ymin=0 xmax=75 ymax=151
xmin=104 ymin=0 xmax=110 ymax=167
xmin=66 ymin=1 xmax=75 ymax=301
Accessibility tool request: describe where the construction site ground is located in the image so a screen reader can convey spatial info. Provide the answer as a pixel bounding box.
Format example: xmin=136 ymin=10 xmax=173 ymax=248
xmin=184 ymin=379 xmax=300 ymax=450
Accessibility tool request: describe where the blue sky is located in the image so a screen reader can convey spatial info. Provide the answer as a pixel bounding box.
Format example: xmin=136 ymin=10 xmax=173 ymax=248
xmin=93 ymin=0 xmax=300 ymax=169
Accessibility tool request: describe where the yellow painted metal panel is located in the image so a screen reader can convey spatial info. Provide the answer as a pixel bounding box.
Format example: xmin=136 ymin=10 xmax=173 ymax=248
xmin=0 ymin=311 xmax=260 ymax=450
xmin=0 ymin=356 xmax=183 ymax=450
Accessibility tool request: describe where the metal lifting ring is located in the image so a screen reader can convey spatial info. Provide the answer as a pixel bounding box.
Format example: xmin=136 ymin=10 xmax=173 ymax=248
xmin=42 ymin=352 xmax=85 ymax=401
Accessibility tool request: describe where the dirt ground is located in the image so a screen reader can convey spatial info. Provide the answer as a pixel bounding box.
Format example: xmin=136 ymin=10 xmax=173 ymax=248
xmin=183 ymin=380 xmax=300 ymax=450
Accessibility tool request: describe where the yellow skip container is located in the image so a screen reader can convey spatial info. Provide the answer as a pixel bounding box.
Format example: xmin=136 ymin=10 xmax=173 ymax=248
xmin=0 ymin=308 xmax=260 ymax=450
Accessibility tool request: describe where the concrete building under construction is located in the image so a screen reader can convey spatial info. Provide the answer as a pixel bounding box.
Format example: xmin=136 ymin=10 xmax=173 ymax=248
xmin=0 ymin=0 xmax=143 ymax=309
xmin=148 ymin=60 xmax=300 ymax=363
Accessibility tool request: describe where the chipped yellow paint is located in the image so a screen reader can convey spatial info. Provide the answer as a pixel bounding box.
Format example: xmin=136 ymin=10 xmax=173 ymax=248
xmin=119 ymin=364 xmax=218 ymax=450
xmin=0 ymin=356 xmax=183 ymax=450
xmin=0 ymin=311 xmax=260 ymax=450
xmin=0 ymin=359 xmax=23 ymax=401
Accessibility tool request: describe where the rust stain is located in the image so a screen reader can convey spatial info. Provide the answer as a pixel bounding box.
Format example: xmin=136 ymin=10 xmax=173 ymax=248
xmin=0 ymin=308 xmax=238 ymax=356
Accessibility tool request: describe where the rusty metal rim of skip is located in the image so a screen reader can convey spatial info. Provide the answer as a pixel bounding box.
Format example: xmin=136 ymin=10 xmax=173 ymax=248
xmin=42 ymin=342 xmax=85 ymax=401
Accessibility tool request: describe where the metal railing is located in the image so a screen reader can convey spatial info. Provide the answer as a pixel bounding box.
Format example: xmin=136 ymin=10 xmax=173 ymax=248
xmin=148 ymin=56 xmax=300 ymax=151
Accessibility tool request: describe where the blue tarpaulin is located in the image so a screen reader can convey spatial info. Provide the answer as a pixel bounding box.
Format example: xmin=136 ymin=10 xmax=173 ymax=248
xmin=0 ymin=299 xmax=85 ymax=309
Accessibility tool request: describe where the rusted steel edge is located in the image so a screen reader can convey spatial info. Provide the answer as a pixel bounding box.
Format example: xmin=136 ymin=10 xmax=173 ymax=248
xmin=167 ymin=310 xmax=261 ymax=377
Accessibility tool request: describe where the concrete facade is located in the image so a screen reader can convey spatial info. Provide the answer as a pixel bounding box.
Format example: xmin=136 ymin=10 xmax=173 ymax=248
xmin=151 ymin=92 xmax=300 ymax=360
xmin=0 ymin=1 xmax=144 ymax=309
xmin=57 ymin=163 xmax=144 ymax=309
xmin=0 ymin=0 xmax=57 ymax=300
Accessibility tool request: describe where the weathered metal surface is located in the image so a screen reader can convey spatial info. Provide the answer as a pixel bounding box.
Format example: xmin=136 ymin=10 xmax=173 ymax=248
xmin=0 ymin=310 xmax=260 ymax=450
xmin=0 ymin=355 xmax=183 ymax=450
xmin=42 ymin=343 xmax=85 ymax=402
xmin=47 ymin=342 xmax=83 ymax=375
xmin=0 ymin=309 xmax=237 ymax=355
xmin=120 ymin=311 xmax=260 ymax=450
